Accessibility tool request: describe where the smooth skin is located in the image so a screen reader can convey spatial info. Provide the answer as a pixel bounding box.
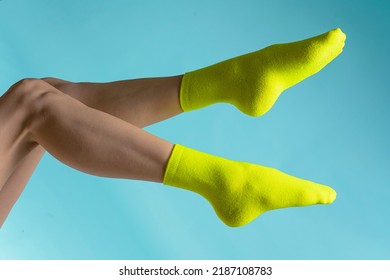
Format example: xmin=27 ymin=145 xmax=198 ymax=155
xmin=0 ymin=77 xmax=183 ymax=227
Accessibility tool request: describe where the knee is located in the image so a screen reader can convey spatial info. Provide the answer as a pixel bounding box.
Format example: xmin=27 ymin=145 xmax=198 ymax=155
xmin=12 ymin=78 xmax=47 ymax=93
xmin=8 ymin=78 xmax=58 ymax=125
xmin=41 ymin=77 xmax=65 ymax=87
xmin=41 ymin=77 xmax=73 ymax=95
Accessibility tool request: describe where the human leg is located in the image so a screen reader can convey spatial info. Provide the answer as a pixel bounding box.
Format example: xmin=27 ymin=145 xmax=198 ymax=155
xmin=0 ymin=146 xmax=44 ymax=228
xmin=42 ymin=75 xmax=183 ymax=128
xmin=0 ymin=73 xmax=184 ymax=225
xmin=0 ymin=80 xmax=41 ymax=191
xmin=23 ymin=79 xmax=173 ymax=182
xmin=180 ymin=28 xmax=346 ymax=116
xmin=164 ymin=145 xmax=335 ymax=227
xmin=1 ymin=79 xmax=335 ymax=227
xmin=0 ymin=78 xmax=173 ymax=226
xmin=0 ymin=80 xmax=47 ymax=227
xmin=43 ymin=28 xmax=346 ymax=129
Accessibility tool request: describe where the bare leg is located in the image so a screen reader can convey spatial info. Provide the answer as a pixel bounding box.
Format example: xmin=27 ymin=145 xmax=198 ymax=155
xmin=42 ymin=75 xmax=184 ymax=128
xmin=0 ymin=80 xmax=47 ymax=227
xmin=0 ymin=79 xmax=174 ymax=226
xmin=0 ymin=81 xmax=39 ymax=190
xmin=0 ymin=146 xmax=44 ymax=227
xmin=1 ymin=75 xmax=183 ymax=227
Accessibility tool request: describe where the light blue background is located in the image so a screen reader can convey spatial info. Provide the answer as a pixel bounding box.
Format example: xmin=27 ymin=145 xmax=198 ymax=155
xmin=0 ymin=0 xmax=389 ymax=259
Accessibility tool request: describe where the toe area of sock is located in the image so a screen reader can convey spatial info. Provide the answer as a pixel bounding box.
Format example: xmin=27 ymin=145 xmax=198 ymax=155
xmin=328 ymin=28 xmax=347 ymax=47
xmin=331 ymin=28 xmax=346 ymax=38
xmin=319 ymin=186 xmax=337 ymax=204
xmin=327 ymin=187 xmax=337 ymax=204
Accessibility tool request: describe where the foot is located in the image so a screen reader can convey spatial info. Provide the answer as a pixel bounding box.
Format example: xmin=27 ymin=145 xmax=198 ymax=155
xmin=210 ymin=161 xmax=336 ymax=227
xmin=163 ymin=145 xmax=336 ymax=227
xmin=180 ymin=28 xmax=346 ymax=116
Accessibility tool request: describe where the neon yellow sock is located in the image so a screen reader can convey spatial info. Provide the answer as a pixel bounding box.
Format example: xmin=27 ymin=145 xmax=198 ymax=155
xmin=180 ymin=28 xmax=346 ymax=116
xmin=163 ymin=145 xmax=336 ymax=227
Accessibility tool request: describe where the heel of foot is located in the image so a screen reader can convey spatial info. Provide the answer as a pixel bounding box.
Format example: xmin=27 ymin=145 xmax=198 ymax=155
xmin=215 ymin=205 xmax=265 ymax=228
xmin=235 ymin=71 xmax=285 ymax=117
xmin=238 ymin=91 xmax=282 ymax=117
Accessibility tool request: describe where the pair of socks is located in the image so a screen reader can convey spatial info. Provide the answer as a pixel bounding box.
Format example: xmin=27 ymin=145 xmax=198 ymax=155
xmin=163 ymin=28 xmax=346 ymax=227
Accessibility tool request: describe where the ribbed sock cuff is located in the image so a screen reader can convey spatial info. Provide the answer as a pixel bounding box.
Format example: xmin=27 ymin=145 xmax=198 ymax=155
xmin=179 ymin=73 xmax=192 ymax=112
xmin=163 ymin=144 xmax=185 ymax=186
